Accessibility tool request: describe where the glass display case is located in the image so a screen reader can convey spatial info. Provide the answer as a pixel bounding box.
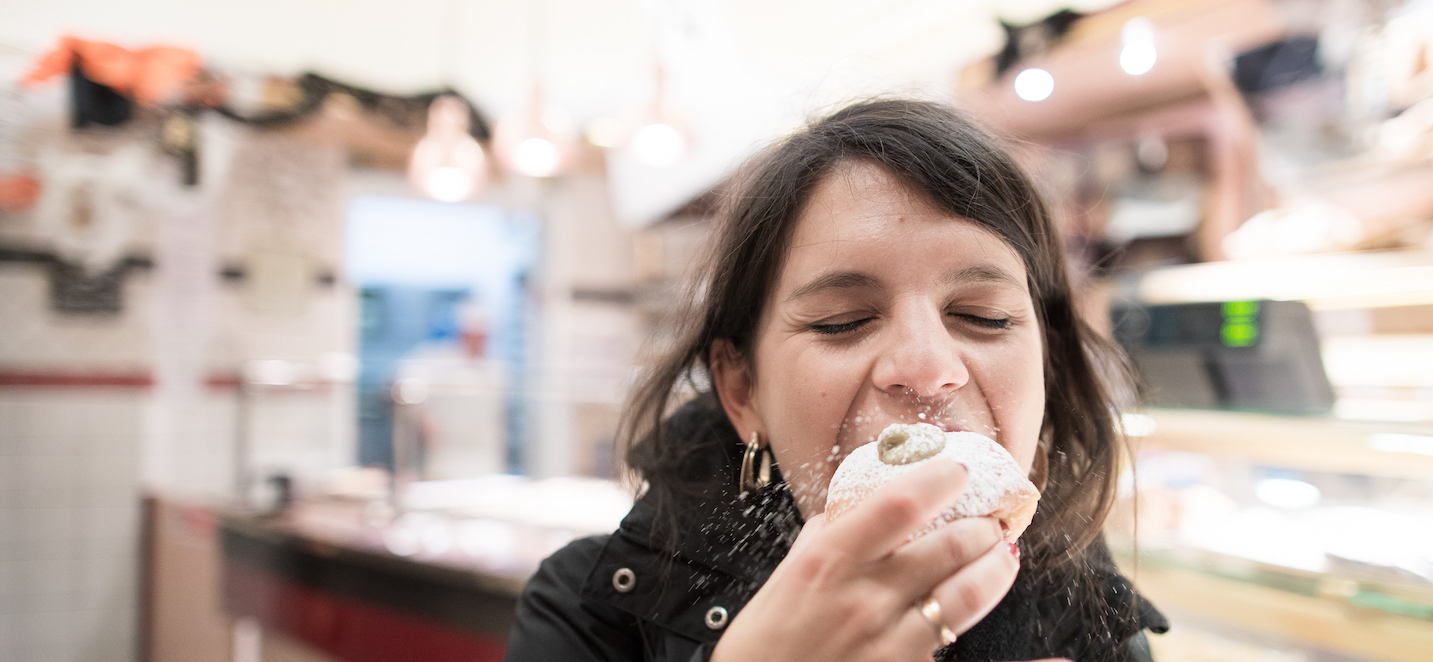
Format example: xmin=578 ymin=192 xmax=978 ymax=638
xmin=1104 ymin=250 xmax=1433 ymax=661
xmin=1110 ymin=408 xmax=1433 ymax=661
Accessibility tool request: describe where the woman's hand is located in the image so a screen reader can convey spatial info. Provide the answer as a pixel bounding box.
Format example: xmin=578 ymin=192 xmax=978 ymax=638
xmin=709 ymin=459 xmax=1021 ymax=662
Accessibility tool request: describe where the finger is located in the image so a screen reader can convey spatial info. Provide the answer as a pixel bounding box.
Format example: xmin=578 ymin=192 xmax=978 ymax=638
xmin=824 ymin=459 xmax=969 ymax=563
xmin=785 ymin=512 xmax=831 ymax=564
xmin=928 ymin=537 xmax=1020 ymax=636
xmin=882 ymin=515 xmax=1003 ymax=602
xmin=883 ymin=596 xmax=959 ymax=661
xmin=788 ymin=512 xmax=827 ymax=556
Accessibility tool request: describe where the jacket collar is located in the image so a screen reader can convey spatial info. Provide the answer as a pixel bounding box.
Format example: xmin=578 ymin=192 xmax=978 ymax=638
xmin=613 ymin=396 xmax=802 ymax=581
xmin=579 ymin=394 xmax=801 ymax=642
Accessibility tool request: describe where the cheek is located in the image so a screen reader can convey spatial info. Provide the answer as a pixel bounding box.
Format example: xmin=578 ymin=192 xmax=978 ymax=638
xmin=984 ymin=335 xmax=1046 ymax=472
xmin=757 ymin=345 xmax=860 ymax=434
xmin=754 ymin=347 xmax=865 ymax=508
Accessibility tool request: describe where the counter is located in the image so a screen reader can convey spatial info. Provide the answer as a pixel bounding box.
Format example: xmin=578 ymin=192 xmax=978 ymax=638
xmin=217 ymin=476 xmax=633 ymax=662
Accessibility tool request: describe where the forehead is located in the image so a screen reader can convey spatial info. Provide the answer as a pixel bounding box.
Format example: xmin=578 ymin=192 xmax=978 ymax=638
xmin=802 ymin=162 xmax=940 ymax=220
xmin=781 ymin=163 xmax=1027 ymax=286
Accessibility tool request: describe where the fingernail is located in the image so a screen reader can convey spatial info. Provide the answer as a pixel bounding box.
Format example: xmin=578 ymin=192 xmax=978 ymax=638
xmin=1007 ymin=542 xmax=1020 ymax=561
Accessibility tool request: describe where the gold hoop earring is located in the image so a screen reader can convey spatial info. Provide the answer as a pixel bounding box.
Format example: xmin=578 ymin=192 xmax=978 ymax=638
xmin=1029 ymin=442 xmax=1049 ymax=494
xmin=740 ymin=430 xmax=774 ymax=496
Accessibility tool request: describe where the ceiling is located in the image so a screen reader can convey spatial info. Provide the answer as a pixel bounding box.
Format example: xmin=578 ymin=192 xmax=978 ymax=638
xmin=1 ymin=0 xmax=1126 ymax=224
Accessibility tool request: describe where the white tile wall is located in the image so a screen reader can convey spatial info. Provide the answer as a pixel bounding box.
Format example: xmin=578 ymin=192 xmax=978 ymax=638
xmin=0 ymin=271 xmax=155 ymax=373
xmin=145 ymin=393 xmax=239 ymax=500
xmin=1 ymin=129 xmax=358 ymax=662
xmin=0 ymin=389 xmax=144 ymax=662
xmin=0 ymin=385 xmax=351 ymax=661
xmin=247 ymin=388 xmax=355 ymax=487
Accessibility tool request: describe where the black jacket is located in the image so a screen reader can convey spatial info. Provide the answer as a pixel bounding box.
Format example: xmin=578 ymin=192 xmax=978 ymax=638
xmin=506 ymin=396 xmax=1168 ymax=662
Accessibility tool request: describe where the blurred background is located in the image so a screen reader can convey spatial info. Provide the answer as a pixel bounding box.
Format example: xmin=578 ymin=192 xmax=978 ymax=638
xmin=2 ymin=0 xmax=1433 ymax=661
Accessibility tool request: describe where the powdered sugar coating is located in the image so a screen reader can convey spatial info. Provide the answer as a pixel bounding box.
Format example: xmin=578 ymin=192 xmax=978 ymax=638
xmin=825 ymin=423 xmax=1041 ymax=541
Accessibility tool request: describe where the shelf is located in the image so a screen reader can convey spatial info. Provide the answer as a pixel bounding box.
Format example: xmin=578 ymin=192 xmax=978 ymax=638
xmin=1121 ymin=548 xmax=1433 ymax=662
xmin=1132 ymin=248 xmax=1433 ymax=310
xmin=1137 ymin=408 xmax=1433 ymax=480
xmin=959 ymin=0 xmax=1284 ymax=143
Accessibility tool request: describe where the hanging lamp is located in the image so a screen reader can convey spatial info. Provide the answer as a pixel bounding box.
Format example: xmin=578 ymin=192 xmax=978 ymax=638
xmin=408 ymin=0 xmax=487 ymax=201
xmin=409 ymin=95 xmax=487 ymax=202
xmin=493 ymin=0 xmax=575 ymax=178
xmin=496 ymin=84 xmax=575 ymax=178
xmin=629 ymin=64 xmax=689 ymax=167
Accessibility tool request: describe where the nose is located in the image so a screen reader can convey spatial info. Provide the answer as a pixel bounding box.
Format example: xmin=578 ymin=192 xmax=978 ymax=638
xmin=871 ymin=305 xmax=969 ymax=399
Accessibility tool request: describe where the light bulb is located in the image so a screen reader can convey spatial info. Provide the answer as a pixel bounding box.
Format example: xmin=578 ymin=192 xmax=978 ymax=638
xmin=1112 ymin=16 xmax=1157 ymax=74
xmin=1120 ymin=42 xmax=1157 ymax=75
xmin=494 ymin=87 xmax=575 ymax=178
xmin=1122 ymin=17 xmax=1156 ymax=45
xmin=1120 ymin=17 xmax=1158 ymax=76
xmin=425 ymin=167 xmax=473 ymax=202
xmin=513 ymin=137 xmax=562 ymax=177
xmin=631 ymin=122 xmax=686 ymax=166
xmin=1013 ymin=68 xmax=1054 ymax=102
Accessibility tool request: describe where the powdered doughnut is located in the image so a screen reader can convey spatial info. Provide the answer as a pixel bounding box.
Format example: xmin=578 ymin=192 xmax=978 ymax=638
xmin=825 ymin=423 xmax=1040 ymax=542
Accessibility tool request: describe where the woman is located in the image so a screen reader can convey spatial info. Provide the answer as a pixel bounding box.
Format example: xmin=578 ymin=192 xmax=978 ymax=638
xmin=506 ymin=99 xmax=1167 ymax=662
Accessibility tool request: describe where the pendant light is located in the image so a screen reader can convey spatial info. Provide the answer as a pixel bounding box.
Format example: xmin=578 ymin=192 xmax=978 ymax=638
xmin=1120 ymin=17 xmax=1157 ymax=76
xmin=494 ymin=0 xmax=574 ymax=178
xmin=409 ymin=0 xmax=487 ymax=202
xmin=629 ymin=64 xmax=689 ymax=167
xmin=496 ymin=84 xmax=575 ymax=178
xmin=1014 ymin=67 xmax=1055 ymax=102
xmin=409 ymin=95 xmax=487 ymax=202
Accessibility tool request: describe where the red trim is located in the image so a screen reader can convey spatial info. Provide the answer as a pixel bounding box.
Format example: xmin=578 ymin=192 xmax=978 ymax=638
xmin=205 ymin=374 xmax=243 ymax=389
xmin=0 ymin=371 xmax=153 ymax=388
xmin=0 ymin=371 xmax=254 ymax=391
xmin=223 ymin=560 xmax=506 ymax=662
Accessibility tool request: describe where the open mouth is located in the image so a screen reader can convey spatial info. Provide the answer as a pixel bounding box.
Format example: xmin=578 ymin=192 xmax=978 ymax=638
xmin=933 ymin=421 xmax=970 ymax=434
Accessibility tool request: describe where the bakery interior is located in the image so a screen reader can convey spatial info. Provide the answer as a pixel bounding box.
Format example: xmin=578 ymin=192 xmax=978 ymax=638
xmin=3 ymin=0 xmax=1433 ymax=660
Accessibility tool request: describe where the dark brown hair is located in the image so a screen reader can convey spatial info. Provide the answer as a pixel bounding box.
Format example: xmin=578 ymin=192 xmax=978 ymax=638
xmin=621 ymin=97 xmax=1130 ymax=612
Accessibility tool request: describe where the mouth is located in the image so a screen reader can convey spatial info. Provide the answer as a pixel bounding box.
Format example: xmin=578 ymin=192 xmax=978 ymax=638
xmin=933 ymin=421 xmax=970 ymax=434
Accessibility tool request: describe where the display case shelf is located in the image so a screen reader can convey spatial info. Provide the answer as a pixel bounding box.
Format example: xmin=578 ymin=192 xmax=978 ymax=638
xmin=1137 ymin=407 xmax=1433 ymax=480
xmin=1132 ymin=248 xmax=1433 ymax=310
xmin=1121 ymin=547 xmax=1433 ymax=662
xmin=1123 ymin=408 xmax=1433 ymax=660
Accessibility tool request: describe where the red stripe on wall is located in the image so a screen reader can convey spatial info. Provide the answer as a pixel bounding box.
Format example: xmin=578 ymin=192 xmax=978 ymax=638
xmin=223 ymin=559 xmax=507 ymax=662
xmin=0 ymin=371 xmax=246 ymax=390
xmin=205 ymin=374 xmax=243 ymax=389
xmin=0 ymin=371 xmax=154 ymax=387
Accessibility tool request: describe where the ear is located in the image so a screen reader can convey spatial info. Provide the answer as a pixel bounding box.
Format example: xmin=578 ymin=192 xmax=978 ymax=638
xmin=710 ymin=339 xmax=762 ymax=443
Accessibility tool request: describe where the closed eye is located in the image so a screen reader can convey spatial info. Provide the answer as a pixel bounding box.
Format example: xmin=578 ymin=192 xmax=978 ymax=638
xmin=956 ymin=314 xmax=1012 ymax=330
xmin=810 ymin=318 xmax=872 ymax=335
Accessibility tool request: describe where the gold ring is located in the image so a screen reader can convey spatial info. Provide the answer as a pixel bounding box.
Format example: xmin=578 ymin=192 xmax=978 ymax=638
xmin=918 ymin=595 xmax=958 ymax=646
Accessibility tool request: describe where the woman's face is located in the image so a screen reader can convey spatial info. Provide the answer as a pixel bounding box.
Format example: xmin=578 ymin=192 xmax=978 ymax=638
xmin=714 ymin=163 xmax=1047 ymax=517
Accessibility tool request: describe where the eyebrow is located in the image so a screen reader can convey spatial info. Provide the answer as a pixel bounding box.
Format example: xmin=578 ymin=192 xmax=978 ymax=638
xmin=785 ymin=271 xmax=880 ymax=302
xmin=945 ymin=264 xmax=1023 ymax=288
xmin=785 ymin=264 xmax=1023 ymax=302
